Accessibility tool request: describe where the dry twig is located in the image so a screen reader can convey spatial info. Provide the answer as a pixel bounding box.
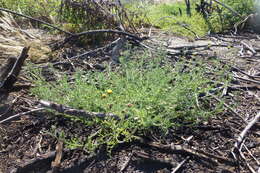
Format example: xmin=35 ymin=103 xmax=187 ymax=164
xmin=119 ymin=153 xmax=133 ymax=173
xmin=231 ymin=66 xmax=260 ymax=79
xmin=234 ymin=76 xmax=260 ymax=85
xmin=0 ymin=108 xmax=44 ymax=124
xmin=241 ymin=41 xmax=257 ymax=55
xmin=134 ymin=151 xmax=176 ymax=167
xmin=171 ymin=156 xmax=190 ymax=173
xmin=54 ymin=29 xmax=145 ymax=50
xmin=147 ymin=142 xmax=235 ymax=166
xmin=234 ymin=112 xmax=260 ymax=150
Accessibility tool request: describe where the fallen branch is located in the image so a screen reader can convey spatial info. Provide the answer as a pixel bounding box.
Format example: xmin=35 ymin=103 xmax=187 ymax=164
xmin=243 ymin=143 xmax=260 ymax=165
xmin=0 ymin=7 xmax=73 ymax=35
xmin=171 ymin=156 xmax=190 ymax=173
xmin=39 ymin=100 xmax=120 ymax=120
xmin=0 ymin=108 xmax=44 ymax=124
xmin=134 ymin=151 xmax=176 ymax=167
xmin=167 ymin=43 xmax=231 ymax=50
xmin=234 ymin=76 xmax=260 ymax=85
xmin=55 ymin=29 xmax=145 ymax=50
xmin=119 ymin=153 xmax=133 ymax=173
xmin=234 ymin=14 xmax=256 ymax=34
xmin=234 ymin=112 xmax=260 ymax=150
xmin=46 ymin=38 xmax=121 ymax=68
xmin=146 ymin=141 xmax=235 ymax=166
xmin=241 ymin=41 xmax=256 ymax=55
xmin=231 ymin=66 xmax=260 ymax=79
xmin=233 ymin=146 xmax=257 ymax=173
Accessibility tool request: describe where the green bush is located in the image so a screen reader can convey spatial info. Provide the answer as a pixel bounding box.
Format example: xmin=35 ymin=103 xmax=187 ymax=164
xmin=126 ymin=0 xmax=255 ymax=36
xmin=209 ymin=0 xmax=255 ymax=32
xmin=30 ymin=50 xmax=225 ymax=151
xmin=126 ymin=1 xmax=209 ymax=37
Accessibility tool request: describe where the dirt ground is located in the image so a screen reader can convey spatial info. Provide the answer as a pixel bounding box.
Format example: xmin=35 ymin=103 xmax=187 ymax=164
xmin=0 ymin=14 xmax=259 ymax=173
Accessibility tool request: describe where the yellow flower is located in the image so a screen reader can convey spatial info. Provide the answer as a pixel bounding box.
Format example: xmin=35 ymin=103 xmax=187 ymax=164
xmin=101 ymin=94 xmax=107 ymax=98
xmin=106 ymin=89 xmax=113 ymax=94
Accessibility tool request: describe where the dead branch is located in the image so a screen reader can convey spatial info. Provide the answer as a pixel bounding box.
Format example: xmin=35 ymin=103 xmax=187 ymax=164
xmin=234 ymin=147 xmax=257 ymax=173
xmin=50 ymin=38 xmax=120 ymax=67
xmin=119 ymin=153 xmax=133 ymax=173
xmin=241 ymin=41 xmax=257 ymax=55
xmin=234 ymin=14 xmax=256 ymax=34
xmin=234 ymin=112 xmax=260 ymax=150
xmin=134 ymin=151 xmax=177 ymax=167
xmin=167 ymin=43 xmax=230 ymax=50
xmin=234 ymin=76 xmax=260 ymax=85
xmin=55 ymin=29 xmax=145 ymax=50
xmin=231 ymin=66 xmax=260 ymax=79
xmin=39 ymin=100 xmax=120 ymax=120
xmin=171 ymin=156 xmax=190 ymax=173
xmin=51 ymin=35 xmax=149 ymax=66
xmin=147 ymin=141 xmax=235 ymax=166
xmin=0 ymin=47 xmax=30 ymax=90
xmin=0 ymin=7 xmax=73 ymax=36
xmin=243 ymin=143 xmax=260 ymax=165
xmin=0 ymin=108 xmax=44 ymax=124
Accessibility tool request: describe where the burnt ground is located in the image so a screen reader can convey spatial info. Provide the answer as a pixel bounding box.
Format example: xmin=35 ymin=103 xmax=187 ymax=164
xmin=0 ymin=31 xmax=259 ymax=173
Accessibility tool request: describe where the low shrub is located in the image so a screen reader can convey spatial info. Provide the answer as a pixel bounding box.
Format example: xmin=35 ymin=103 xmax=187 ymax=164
xmin=30 ymin=50 xmax=226 ymax=151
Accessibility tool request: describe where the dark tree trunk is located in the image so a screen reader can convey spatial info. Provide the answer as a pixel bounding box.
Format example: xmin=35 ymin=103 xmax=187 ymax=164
xmin=185 ymin=0 xmax=191 ymax=17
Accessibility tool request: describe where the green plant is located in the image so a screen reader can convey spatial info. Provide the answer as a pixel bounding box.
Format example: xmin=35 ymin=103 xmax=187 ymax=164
xmin=0 ymin=0 xmax=60 ymax=23
xmin=208 ymin=0 xmax=255 ymax=32
xmin=126 ymin=1 xmax=209 ymax=37
xmin=0 ymin=0 xmax=136 ymax=36
xmin=30 ymin=50 xmax=226 ymax=152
